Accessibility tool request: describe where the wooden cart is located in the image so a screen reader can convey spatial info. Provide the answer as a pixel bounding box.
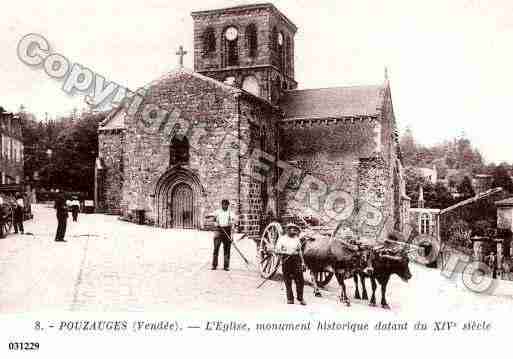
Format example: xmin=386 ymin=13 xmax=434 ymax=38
xmin=258 ymin=218 xmax=337 ymax=288
xmin=0 ymin=184 xmax=23 ymax=238
xmin=0 ymin=203 xmax=14 ymax=238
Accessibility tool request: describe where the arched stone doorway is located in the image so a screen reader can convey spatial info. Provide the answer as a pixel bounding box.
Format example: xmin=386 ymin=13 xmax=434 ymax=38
xmin=171 ymin=183 xmax=193 ymax=228
xmin=154 ymin=168 xmax=204 ymax=229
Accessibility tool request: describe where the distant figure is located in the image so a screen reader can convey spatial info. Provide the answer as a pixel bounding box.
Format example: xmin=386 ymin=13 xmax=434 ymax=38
xmin=486 ymin=252 xmax=498 ymax=279
xmin=70 ymin=197 xmax=80 ymax=222
xmin=211 ymin=199 xmax=238 ymax=271
xmin=13 ymin=193 xmax=24 ymax=234
xmin=54 ymin=194 xmax=68 ymax=242
xmin=0 ymin=196 xmax=5 ymax=238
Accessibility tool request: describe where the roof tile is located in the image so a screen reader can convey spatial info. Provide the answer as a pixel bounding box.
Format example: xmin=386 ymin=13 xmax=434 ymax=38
xmin=279 ymin=85 xmax=384 ymax=119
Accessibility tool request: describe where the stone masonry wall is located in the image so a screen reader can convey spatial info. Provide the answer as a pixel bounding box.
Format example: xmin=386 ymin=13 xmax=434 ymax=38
xmin=192 ymin=5 xmax=295 ymax=76
xmin=357 ymin=157 xmax=390 ymax=240
xmin=192 ymin=5 xmax=297 ymax=102
xmin=238 ymin=96 xmax=280 ymax=236
xmin=98 ymin=129 xmax=125 ymax=214
xmin=279 ymin=119 xmax=379 ymax=227
xmin=379 ymin=83 xmax=407 ymax=235
xmin=122 ymin=71 xmax=242 ymax=227
xmin=277 ymin=85 xmax=405 ymax=240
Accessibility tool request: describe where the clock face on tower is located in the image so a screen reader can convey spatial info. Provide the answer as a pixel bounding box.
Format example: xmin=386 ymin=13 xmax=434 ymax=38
xmin=225 ymin=27 xmax=238 ymax=41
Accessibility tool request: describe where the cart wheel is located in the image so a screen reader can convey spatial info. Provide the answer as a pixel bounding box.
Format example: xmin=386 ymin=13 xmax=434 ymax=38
xmin=315 ymin=271 xmax=334 ymax=288
xmin=3 ymin=211 xmax=13 ymax=236
xmin=258 ymin=222 xmax=283 ymax=279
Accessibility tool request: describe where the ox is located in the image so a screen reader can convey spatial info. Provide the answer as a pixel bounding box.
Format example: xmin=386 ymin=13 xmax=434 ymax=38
xmin=355 ymin=247 xmax=412 ymax=309
xmin=302 ymin=235 xmax=369 ymax=306
xmin=302 ymin=232 xmax=413 ymax=309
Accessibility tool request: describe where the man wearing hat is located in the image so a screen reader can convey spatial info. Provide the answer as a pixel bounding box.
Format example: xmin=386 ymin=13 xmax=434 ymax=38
xmin=276 ymin=223 xmax=306 ymax=305
xmin=211 ymin=199 xmax=238 ymax=271
xmin=54 ymin=193 xmax=68 ymax=242
xmin=13 ymin=192 xmax=24 ymax=235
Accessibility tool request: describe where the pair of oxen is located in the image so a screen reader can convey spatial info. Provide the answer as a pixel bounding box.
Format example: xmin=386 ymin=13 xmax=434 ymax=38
xmin=301 ymin=231 xmax=413 ymax=309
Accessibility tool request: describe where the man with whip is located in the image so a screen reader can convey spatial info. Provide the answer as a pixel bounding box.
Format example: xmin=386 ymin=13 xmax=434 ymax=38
xmin=211 ymin=199 xmax=240 ymax=271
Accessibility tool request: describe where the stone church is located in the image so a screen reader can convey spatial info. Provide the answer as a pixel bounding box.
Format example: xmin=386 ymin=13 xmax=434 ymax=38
xmin=96 ymin=3 xmax=408 ymax=238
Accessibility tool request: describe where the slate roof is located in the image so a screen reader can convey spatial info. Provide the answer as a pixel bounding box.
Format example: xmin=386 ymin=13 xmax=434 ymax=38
xmin=144 ymin=67 xmax=240 ymax=94
xmin=496 ymin=197 xmax=513 ymax=207
xmin=100 ymin=107 xmax=126 ymax=130
xmin=279 ymin=85 xmax=385 ymax=120
xmin=99 ymin=68 xmax=238 ymax=131
xmin=439 ymin=187 xmax=504 ymax=215
xmin=99 ymin=67 xmax=279 ymax=131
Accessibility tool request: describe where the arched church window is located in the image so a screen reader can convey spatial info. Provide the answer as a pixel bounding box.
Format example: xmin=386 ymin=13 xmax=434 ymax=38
xmin=246 ymin=24 xmax=258 ymax=57
xmin=278 ymin=32 xmax=285 ymax=72
xmin=420 ymin=213 xmax=430 ymax=235
xmin=203 ymin=27 xmax=216 ymax=56
xmin=242 ymin=75 xmax=260 ymax=96
xmin=223 ymin=26 xmax=239 ymax=66
xmin=271 ymin=27 xmax=279 ymax=68
xmin=285 ymin=36 xmax=292 ymax=75
xmin=169 ymin=135 xmax=190 ymax=166
xmin=271 ymin=27 xmax=278 ymax=51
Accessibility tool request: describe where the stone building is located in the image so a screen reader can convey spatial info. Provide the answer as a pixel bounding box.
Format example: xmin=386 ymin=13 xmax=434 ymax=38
xmin=0 ymin=107 xmax=24 ymax=185
xmin=96 ymin=3 xmax=407 ymax=238
xmin=408 ymin=208 xmax=440 ymax=240
xmin=410 ymin=165 xmax=438 ymax=184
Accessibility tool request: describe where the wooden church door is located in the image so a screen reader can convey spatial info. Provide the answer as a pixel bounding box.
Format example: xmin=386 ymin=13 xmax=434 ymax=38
xmin=170 ymin=183 xmax=194 ymax=229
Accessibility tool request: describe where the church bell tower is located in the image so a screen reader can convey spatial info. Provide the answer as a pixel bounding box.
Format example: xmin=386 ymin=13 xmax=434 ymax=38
xmin=191 ymin=3 xmax=298 ymax=104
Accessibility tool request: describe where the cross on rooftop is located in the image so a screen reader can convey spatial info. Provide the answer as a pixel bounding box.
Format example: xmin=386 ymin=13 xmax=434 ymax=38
xmin=176 ymin=46 xmax=187 ymax=68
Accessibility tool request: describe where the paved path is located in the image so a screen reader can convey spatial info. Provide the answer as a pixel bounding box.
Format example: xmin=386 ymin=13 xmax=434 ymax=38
xmin=0 ymin=205 xmax=512 ymax=315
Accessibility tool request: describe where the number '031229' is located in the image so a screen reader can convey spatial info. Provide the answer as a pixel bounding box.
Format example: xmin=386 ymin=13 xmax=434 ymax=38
xmin=8 ymin=342 xmax=40 ymax=351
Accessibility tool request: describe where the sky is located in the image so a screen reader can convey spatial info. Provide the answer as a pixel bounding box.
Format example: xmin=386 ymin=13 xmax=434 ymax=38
xmin=1 ymin=0 xmax=512 ymax=163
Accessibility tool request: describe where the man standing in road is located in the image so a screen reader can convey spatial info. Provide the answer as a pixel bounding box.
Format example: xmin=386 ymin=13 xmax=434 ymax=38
xmin=13 ymin=193 xmax=24 ymax=235
xmin=211 ymin=199 xmax=238 ymax=271
xmin=70 ymin=197 xmax=80 ymax=222
xmin=54 ymin=194 xmax=68 ymax=242
xmin=276 ymin=223 xmax=306 ymax=305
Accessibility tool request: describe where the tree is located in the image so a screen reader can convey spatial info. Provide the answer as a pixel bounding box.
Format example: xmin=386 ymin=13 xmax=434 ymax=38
xmin=404 ymin=168 xmax=455 ymax=209
xmin=50 ymin=111 xmax=105 ymax=194
xmin=399 ymin=129 xmax=486 ymax=177
xmin=404 ymin=168 xmax=426 ymax=207
xmin=448 ymin=220 xmax=472 ymax=249
xmin=457 ymin=176 xmax=475 ymax=200
xmin=405 ymin=168 xmax=454 ymax=209
xmin=432 ymin=183 xmax=454 ymax=209
xmin=399 ymin=127 xmax=417 ymax=166
xmin=19 ymin=106 xmax=107 ymax=195
xmin=19 ymin=108 xmax=47 ymax=183
xmin=491 ymin=164 xmax=513 ymax=193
